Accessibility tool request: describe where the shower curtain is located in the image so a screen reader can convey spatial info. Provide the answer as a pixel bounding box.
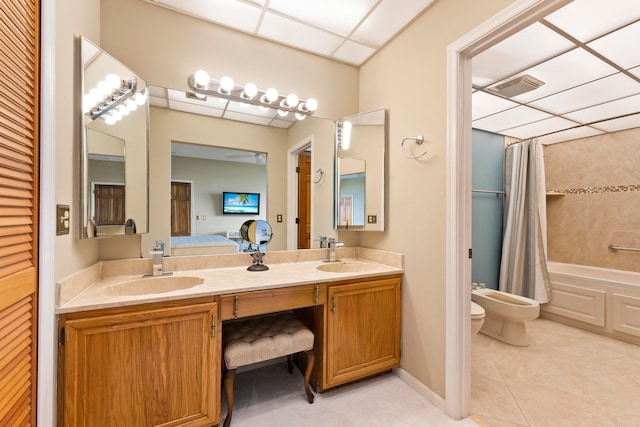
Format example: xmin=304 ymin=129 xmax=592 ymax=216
xmin=499 ymin=138 xmax=551 ymax=303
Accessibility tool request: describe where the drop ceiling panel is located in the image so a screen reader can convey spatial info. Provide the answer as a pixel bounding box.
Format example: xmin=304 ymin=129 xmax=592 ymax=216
xmin=351 ymin=0 xmax=435 ymax=47
xmin=501 ymin=116 xmax=579 ymax=140
xmin=592 ymin=113 xmax=640 ymax=133
xmin=587 ymin=21 xmax=640 ymax=70
xmin=504 ymin=48 xmax=618 ymax=103
xmin=168 ymin=100 xmax=224 ymax=118
xmin=223 ymin=110 xmax=274 ymax=126
xmin=332 ymin=40 xmax=376 ymax=66
xmin=472 ymin=91 xmax=520 ymax=121
xmin=544 ymin=0 xmax=640 ymax=43
xmin=472 ymin=22 xmax=576 ymax=88
xmin=154 ymin=0 xmax=261 ymax=33
xmin=540 ymin=126 xmax=604 ymax=145
xmin=563 ymin=94 xmax=640 ymax=124
xmin=260 ymin=12 xmax=343 ymax=56
xmin=529 ymin=73 xmax=640 ymax=115
xmin=267 ymin=0 xmax=376 ymax=36
xmin=472 ymin=106 xmax=552 ymax=133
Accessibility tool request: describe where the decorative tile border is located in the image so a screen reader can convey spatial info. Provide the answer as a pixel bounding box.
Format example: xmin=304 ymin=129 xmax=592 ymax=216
xmin=547 ymin=184 xmax=640 ymax=195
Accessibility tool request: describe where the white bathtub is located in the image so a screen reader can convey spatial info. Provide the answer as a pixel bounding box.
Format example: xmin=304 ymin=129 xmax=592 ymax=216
xmin=543 ymin=261 xmax=640 ymax=344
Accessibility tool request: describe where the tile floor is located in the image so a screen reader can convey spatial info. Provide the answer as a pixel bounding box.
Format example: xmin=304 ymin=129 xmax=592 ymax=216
xmin=471 ymin=318 xmax=640 ymax=427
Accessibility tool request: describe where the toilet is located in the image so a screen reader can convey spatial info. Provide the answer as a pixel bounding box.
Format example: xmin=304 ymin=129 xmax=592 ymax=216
xmin=471 ymin=289 xmax=539 ymax=346
xmin=470 ymin=301 xmax=485 ymax=336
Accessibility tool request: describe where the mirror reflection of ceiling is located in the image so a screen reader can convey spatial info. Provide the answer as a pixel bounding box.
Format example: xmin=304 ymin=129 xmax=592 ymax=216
xmin=472 ymin=0 xmax=640 ymax=144
xmin=146 ymin=0 xmax=437 ymax=66
xmin=171 ymin=141 xmax=266 ymax=165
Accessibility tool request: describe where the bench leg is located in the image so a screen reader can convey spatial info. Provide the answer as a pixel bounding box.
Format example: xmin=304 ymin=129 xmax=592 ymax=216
xmin=223 ymin=368 xmax=236 ymax=427
xmin=304 ymin=350 xmax=315 ymax=404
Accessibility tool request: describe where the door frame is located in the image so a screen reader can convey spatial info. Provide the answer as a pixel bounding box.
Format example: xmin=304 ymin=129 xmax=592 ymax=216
xmin=445 ymin=0 xmax=572 ymax=418
xmin=287 ymin=135 xmax=314 ymax=250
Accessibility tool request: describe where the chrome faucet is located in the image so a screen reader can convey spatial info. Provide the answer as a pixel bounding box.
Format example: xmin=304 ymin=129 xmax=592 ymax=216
xmin=150 ymin=241 xmax=165 ymax=276
xmin=326 ymin=237 xmax=343 ymax=262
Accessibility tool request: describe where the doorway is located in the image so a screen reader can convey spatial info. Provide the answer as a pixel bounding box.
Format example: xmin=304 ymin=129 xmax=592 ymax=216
xmin=446 ymin=0 xmax=570 ymax=419
xmin=287 ymin=136 xmax=314 ymax=250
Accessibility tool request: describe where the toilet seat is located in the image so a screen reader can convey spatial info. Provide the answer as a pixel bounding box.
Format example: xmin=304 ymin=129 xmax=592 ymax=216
xmin=471 ymin=301 xmax=485 ymax=319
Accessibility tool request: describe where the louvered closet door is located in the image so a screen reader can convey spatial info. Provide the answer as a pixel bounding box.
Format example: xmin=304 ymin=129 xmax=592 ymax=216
xmin=0 ymin=0 xmax=40 ymax=425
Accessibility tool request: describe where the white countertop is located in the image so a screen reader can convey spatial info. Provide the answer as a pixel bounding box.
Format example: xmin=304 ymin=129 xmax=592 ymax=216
xmin=57 ymin=248 xmax=403 ymax=314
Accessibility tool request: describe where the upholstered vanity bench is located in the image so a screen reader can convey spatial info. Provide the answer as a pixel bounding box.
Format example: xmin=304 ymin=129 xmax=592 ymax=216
xmin=221 ymin=312 xmax=315 ymax=427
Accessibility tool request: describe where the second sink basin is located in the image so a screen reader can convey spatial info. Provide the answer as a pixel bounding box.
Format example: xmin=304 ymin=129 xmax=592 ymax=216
xmin=102 ymin=275 xmax=204 ymax=296
xmin=316 ymin=261 xmax=379 ymax=273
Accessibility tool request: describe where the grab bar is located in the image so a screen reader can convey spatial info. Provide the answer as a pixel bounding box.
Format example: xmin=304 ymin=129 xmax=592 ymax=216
xmin=472 ymin=189 xmax=505 ymax=195
xmin=608 ymin=244 xmax=640 ymax=253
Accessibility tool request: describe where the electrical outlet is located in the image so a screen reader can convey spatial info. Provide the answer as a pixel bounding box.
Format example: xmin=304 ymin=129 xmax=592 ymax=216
xmin=196 ymin=215 xmax=200 ymax=220
xmin=57 ymin=204 xmax=70 ymax=235
xmin=367 ymin=215 xmax=377 ymax=224
xmin=277 ymin=214 xmax=283 ymax=223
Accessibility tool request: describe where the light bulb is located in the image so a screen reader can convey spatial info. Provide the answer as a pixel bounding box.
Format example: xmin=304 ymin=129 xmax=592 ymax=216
xmin=277 ymin=109 xmax=288 ymax=117
xmin=134 ymin=92 xmax=146 ymax=105
xmin=295 ymin=113 xmax=306 ymax=121
xmin=194 ymin=70 xmax=210 ymax=88
xmin=243 ymin=82 xmax=258 ymax=98
xmin=286 ymin=93 xmax=299 ymax=108
xmin=219 ymin=76 xmax=234 ymax=94
xmin=111 ymin=110 xmax=123 ymax=121
xmin=259 ymin=105 xmax=270 ymax=112
xmin=305 ymin=98 xmax=318 ymax=112
xmin=105 ymin=73 xmax=120 ymax=89
xmin=118 ymin=105 xmax=129 ymax=116
xmin=83 ymin=94 xmax=93 ymax=113
xmin=104 ymin=114 xmax=116 ymax=125
xmin=97 ymin=80 xmax=111 ymax=96
xmin=125 ymin=99 xmax=137 ymax=111
xmin=265 ymin=88 xmax=278 ymax=103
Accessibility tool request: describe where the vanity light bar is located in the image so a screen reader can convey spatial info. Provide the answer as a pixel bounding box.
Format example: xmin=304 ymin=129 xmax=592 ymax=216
xmin=187 ymin=71 xmax=318 ymax=119
xmin=84 ymin=76 xmax=146 ymax=123
xmin=336 ymin=120 xmax=352 ymax=150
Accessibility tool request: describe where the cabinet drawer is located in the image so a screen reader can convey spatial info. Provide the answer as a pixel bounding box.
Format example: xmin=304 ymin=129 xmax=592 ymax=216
xmin=220 ymin=284 xmax=327 ymax=320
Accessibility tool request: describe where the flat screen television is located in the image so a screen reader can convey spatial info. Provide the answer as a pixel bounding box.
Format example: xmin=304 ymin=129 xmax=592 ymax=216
xmin=222 ymin=192 xmax=260 ymax=215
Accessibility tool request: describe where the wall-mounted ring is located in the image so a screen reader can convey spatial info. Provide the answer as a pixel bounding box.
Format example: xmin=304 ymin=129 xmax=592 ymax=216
xmin=313 ymin=167 xmax=324 ymax=184
xmin=401 ymin=135 xmax=428 ymax=159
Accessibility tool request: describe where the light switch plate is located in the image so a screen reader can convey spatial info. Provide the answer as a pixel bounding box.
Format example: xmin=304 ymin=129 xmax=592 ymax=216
xmin=57 ymin=204 xmax=70 ymax=235
xmin=367 ymin=215 xmax=377 ymax=224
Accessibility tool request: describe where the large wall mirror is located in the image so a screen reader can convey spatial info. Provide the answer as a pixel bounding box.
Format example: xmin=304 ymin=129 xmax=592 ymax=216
xmin=80 ymin=37 xmax=149 ymax=239
xmin=334 ymin=109 xmax=386 ymax=231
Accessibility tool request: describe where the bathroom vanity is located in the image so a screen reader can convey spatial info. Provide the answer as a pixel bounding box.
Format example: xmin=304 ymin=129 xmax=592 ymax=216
xmin=56 ymin=248 xmax=402 ymax=426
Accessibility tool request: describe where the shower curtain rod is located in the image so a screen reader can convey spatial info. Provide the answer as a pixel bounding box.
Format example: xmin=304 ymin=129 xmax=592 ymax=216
xmin=506 ymin=110 xmax=640 ymax=146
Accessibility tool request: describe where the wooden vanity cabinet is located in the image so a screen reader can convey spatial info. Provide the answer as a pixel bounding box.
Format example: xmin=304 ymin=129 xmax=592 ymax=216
xmin=323 ymin=276 xmax=401 ymax=389
xmin=58 ymin=297 xmax=221 ymax=427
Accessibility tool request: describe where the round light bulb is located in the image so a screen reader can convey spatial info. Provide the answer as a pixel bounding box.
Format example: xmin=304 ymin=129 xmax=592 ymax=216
xmin=104 ymin=114 xmax=116 ymax=125
xmin=134 ymin=92 xmax=146 ymax=105
xmin=258 ymin=105 xmax=270 ymax=112
xmin=295 ymin=113 xmax=306 ymax=121
xmin=305 ymin=98 xmax=318 ymax=112
xmin=343 ymin=120 xmax=352 ymax=132
xmin=83 ymin=94 xmax=93 ymax=113
xmin=243 ymin=82 xmax=258 ymax=98
xmin=89 ymin=88 xmax=102 ymax=104
xmin=220 ymin=76 xmax=234 ymax=93
xmin=118 ymin=105 xmax=129 ymax=116
xmin=125 ymin=99 xmax=137 ymax=111
xmin=105 ymin=73 xmax=121 ymax=89
xmin=277 ymin=109 xmax=288 ymax=117
xmin=111 ymin=110 xmax=123 ymax=121
xmin=265 ymin=88 xmax=279 ymax=103
xmin=286 ymin=93 xmax=299 ymax=108
xmin=194 ymin=70 xmax=210 ymax=87
xmin=97 ymin=80 xmax=111 ymax=96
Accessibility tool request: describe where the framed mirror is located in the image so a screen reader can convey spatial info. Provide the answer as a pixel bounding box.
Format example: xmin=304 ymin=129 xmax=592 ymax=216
xmin=334 ymin=109 xmax=386 ymax=231
xmin=80 ymin=37 xmax=149 ymax=238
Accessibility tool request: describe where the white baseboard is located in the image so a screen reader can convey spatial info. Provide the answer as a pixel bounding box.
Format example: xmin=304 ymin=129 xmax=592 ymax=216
xmin=395 ymin=367 xmax=446 ymax=412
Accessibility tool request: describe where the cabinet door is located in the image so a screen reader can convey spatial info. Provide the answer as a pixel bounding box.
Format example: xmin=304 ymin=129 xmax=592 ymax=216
xmin=326 ymin=278 xmax=401 ymax=388
xmin=62 ymin=302 xmax=220 ymax=427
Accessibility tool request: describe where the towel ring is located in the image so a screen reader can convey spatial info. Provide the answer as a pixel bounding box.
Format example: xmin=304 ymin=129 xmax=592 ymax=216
xmin=401 ymin=135 xmax=428 ymax=159
xmin=313 ymin=167 xmax=324 ymax=184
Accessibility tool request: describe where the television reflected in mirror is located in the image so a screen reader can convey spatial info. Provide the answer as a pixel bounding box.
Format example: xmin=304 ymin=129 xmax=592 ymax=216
xmin=222 ymin=192 xmax=260 ymax=215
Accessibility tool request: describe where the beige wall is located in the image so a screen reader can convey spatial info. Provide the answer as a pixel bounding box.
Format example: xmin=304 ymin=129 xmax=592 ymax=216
xmin=55 ymin=0 xmax=102 ymax=280
xmin=357 ymin=0 xmax=517 ymax=397
xmin=55 ymin=0 xmax=522 ymax=399
xmin=545 ymin=128 xmax=640 ymax=272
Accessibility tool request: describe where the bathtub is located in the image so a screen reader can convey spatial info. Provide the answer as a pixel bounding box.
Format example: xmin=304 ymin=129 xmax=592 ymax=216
xmin=542 ymin=261 xmax=640 ymax=344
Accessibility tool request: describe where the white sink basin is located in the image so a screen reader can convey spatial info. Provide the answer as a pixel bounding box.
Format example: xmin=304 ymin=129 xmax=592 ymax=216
xmin=316 ymin=261 xmax=379 ymax=273
xmin=101 ymin=275 xmax=204 ymax=296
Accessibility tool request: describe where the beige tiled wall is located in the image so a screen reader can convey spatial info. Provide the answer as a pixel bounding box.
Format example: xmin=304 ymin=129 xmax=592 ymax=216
xmin=544 ymin=127 xmax=640 ymax=272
